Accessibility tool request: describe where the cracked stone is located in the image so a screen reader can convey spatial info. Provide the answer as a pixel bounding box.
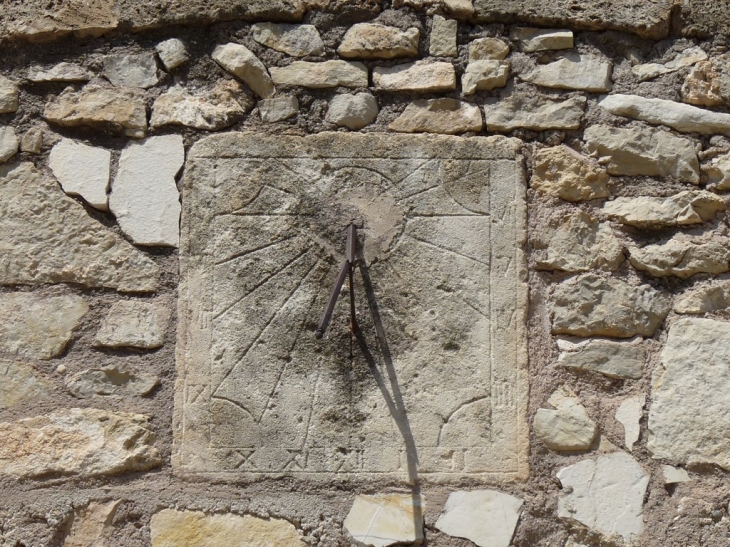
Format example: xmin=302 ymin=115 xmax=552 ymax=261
xmin=430 ymin=16 xmax=457 ymax=57
xmin=27 ymin=62 xmax=93 ymax=82
xmin=468 ymin=37 xmax=509 ymax=61
xmin=704 ymin=150 xmax=730 ymax=189
xmin=632 ymin=46 xmax=707 ymax=82
xmin=156 ymin=38 xmax=189 ymax=71
xmin=66 ymin=365 xmax=160 ymax=398
xmin=523 ymin=53 xmax=612 ymax=92
xmin=485 ymin=95 xmax=585 ymax=132
xmin=344 ymin=494 xmax=424 ymax=547
xmin=558 ymin=339 xmax=645 ymax=380
xmin=534 ymin=387 xmax=598 ymax=451
xmin=682 ymin=60 xmax=730 ymax=107
xmin=212 ymin=43 xmax=275 ymax=99
xmin=674 ymin=283 xmax=730 ymax=314
xmin=258 ymin=95 xmax=299 ymax=123
xmin=48 ymin=138 xmax=111 ymax=211
xmin=252 ymin=23 xmax=324 ymax=57
xmin=373 ymin=61 xmax=456 ymax=92
xmin=602 ymin=191 xmax=725 ymax=228
xmin=326 ymin=93 xmax=379 ymax=130
xmin=389 ymin=97 xmax=482 ymax=134
xmin=102 ymin=53 xmax=159 ymax=89
xmin=510 ymin=28 xmax=573 ymax=52
xmin=270 ymin=60 xmax=368 ymax=89
xmin=616 ymin=395 xmax=644 ymax=451
xmin=629 ymin=236 xmax=730 ymax=279
xmin=0 ymin=76 xmax=19 ymax=114
xmin=338 ymin=23 xmax=419 ymax=59
xmin=0 ymin=127 xmax=19 ymax=163
xmin=531 ymin=145 xmax=609 ymax=201
xmin=0 ymin=359 xmax=51 ymax=410
xmin=94 ymin=300 xmax=170 ymax=349
xmin=462 ymin=60 xmax=509 ymax=94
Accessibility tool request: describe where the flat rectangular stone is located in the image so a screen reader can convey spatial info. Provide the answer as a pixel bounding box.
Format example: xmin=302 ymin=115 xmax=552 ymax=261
xmin=269 ymin=60 xmax=367 ymax=89
xmin=373 ymin=61 xmax=457 ymax=92
xmin=175 ymin=132 xmax=529 ymax=483
xmin=510 ymin=28 xmax=573 ymax=52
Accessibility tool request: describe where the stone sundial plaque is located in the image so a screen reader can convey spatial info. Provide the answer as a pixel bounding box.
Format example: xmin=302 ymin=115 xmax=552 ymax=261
xmin=174 ymin=132 xmax=529 ymax=482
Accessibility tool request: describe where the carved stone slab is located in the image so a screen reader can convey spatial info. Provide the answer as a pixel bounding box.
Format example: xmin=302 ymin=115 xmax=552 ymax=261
xmin=174 ymin=132 xmax=529 ymax=483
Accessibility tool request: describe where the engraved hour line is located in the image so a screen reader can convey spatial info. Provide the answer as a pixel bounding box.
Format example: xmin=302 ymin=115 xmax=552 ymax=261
xmin=436 ymin=396 xmax=490 ymax=445
xmin=214 ymin=235 xmax=298 ymax=266
xmin=220 ymin=183 xmax=298 ymax=216
xmin=404 ymin=234 xmax=490 ymax=266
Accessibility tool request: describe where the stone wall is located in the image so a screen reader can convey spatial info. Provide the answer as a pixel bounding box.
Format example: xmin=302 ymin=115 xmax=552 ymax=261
xmin=2 ymin=0 xmax=730 ymax=545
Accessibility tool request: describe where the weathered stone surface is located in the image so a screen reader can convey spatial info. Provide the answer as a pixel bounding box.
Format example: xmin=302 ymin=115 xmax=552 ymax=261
xmin=94 ymin=300 xmax=170 ymax=349
xmin=0 ymin=162 xmax=159 ymax=292
xmin=151 ymin=509 xmax=305 ymax=547
xmin=598 ymin=93 xmax=730 ymax=135
xmin=48 ymin=138 xmax=111 ymax=211
xmin=393 ymin=0 xmax=474 ymax=18
xmin=63 ymin=500 xmax=120 ymax=547
xmin=704 ymin=150 xmax=730 ymax=189
xmin=151 ymin=82 xmax=252 ymax=131
xmin=435 ymin=490 xmax=522 ymax=547
xmin=110 ymin=135 xmax=184 ymax=247
xmin=485 ymin=95 xmax=585 ymax=132
xmin=630 ymin=237 xmax=730 ymax=279
xmin=270 ymin=60 xmax=368 ymax=88
xmin=373 ymin=61 xmax=456 ymax=92
xmin=389 ymin=98 xmax=483 ymax=134
xmin=252 ymin=23 xmax=324 ymax=57
xmin=66 ymin=366 xmax=160 ymax=398
xmin=649 ymin=318 xmax=730 ymax=470
xmin=559 ymin=339 xmax=645 ymax=380
xmin=632 ymin=46 xmax=707 ymax=82
xmin=176 ymin=132 xmax=528 ymax=481
xmin=0 ymin=359 xmax=51 ymax=410
xmin=583 ymin=124 xmax=699 ymax=183
xmin=0 ymin=76 xmax=19 ymax=113
xmin=20 ymin=126 xmax=43 ymax=154
xmin=0 ymin=293 xmax=88 ymax=360
xmin=551 ymin=273 xmax=671 ymax=338
xmin=469 ymin=37 xmax=509 ymax=61
xmin=430 ymin=16 xmax=457 ymax=57
xmin=156 ymin=38 xmax=189 ymax=71
xmin=536 ymin=212 xmax=623 ymax=273
xmin=27 ymin=62 xmax=93 ymax=82
xmin=509 ymin=28 xmax=573 ymax=52
xmin=681 ymin=60 xmax=730 ymax=107
xmin=338 ymin=24 xmax=419 ymax=59
xmin=602 ymin=191 xmax=725 ymax=228
xmin=557 ymin=452 xmax=649 ymax=544
xmin=0 ymin=127 xmax=19 ymax=163
xmin=523 ymin=53 xmax=612 ymax=92
xmin=534 ymin=387 xmax=598 ymax=451
xmin=345 ymin=494 xmax=424 ymax=547
xmin=212 ymin=43 xmax=275 ymax=99
xmin=662 ymin=465 xmax=690 ymax=485
xmin=326 ymin=93 xmax=378 ymax=129
xmin=462 ymin=60 xmax=509 ymax=94
xmin=674 ymin=283 xmax=730 ymax=314
xmin=616 ymin=395 xmax=644 ymax=451
xmin=0 ymin=408 xmax=160 ymax=478
xmin=531 ymin=145 xmax=609 ymax=201
xmin=44 ymin=85 xmax=147 ymax=138
xmin=258 ymin=95 xmax=299 ymax=123
xmin=102 ymin=53 xmax=158 ymax=88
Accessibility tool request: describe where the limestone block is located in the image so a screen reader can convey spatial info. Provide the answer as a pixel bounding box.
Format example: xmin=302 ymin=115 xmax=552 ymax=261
xmin=0 ymin=408 xmax=161 ymax=478
xmin=523 ymin=53 xmax=612 ymax=92
xmin=0 ymin=76 xmax=19 ymax=113
xmin=338 ymin=23 xmax=419 ymax=59
xmin=681 ymin=60 xmax=730 ymax=107
xmin=212 ymin=43 xmax=275 ymax=98
xmin=66 ymin=366 xmax=160 ymax=398
xmin=602 ymin=191 xmax=725 ymax=228
xmin=536 ymin=211 xmax=623 ymax=272
xmin=598 ymin=93 xmax=730 ymax=135
xmin=485 ymin=95 xmax=585 ymax=131
xmin=102 ymin=53 xmax=158 ymax=88
xmin=632 ymin=46 xmax=707 ymax=81
xmin=510 ymin=28 xmax=573 ymax=52
xmin=156 ymin=38 xmax=189 ymax=71
xmin=559 ymin=339 xmax=645 ymax=380
xmin=151 ymin=509 xmax=305 ymax=547
xmin=270 ymin=60 xmax=368 ymax=88
xmin=557 ymin=452 xmax=649 ymax=544
xmin=258 ymin=95 xmax=299 ymax=123
xmin=551 ymin=273 xmax=671 ymax=338
xmin=389 ymin=97 xmax=483 ymax=134
xmin=531 ymin=145 xmax=609 ymax=201
xmin=94 ymin=300 xmax=170 ymax=349
xmin=0 ymin=292 xmax=88 ymax=360
xmin=43 ymin=85 xmax=147 ymax=138
xmin=462 ymin=60 xmax=509 ymax=94
xmin=110 ymin=135 xmax=184 ymax=247
xmin=0 ymin=359 xmax=51 ymax=410
xmin=393 ymin=0 xmax=474 ymax=17
xmin=344 ymin=494 xmax=424 ymax=547
xmin=616 ymin=395 xmax=644 ymax=451
xmin=0 ymin=127 xmax=19 ymax=163
xmin=662 ymin=465 xmax=690 ymax=485
xmin=62 ymin=501 xmax=120 ymax=547
xmin=0 ymin=162 xmax=159 ymax=292
xmin=674 ymin=284 xmax=730 ymax=314
xmin=20 ymin=127 xmax=43 ymax=154
xmin=252 ymin=23 xmax=324 ymax=57
xmin=48 ymin=138 xmax=111 ymax=211
xmin=629 ymin=237 xmax=730 ymax=279
xmin=704 ymin=150 xmax=730 ymax=189
xmin=28 ymin=62 xmax=94 ymax=82
xmin=373 ymin=61 xmax=456 ymax=92
xmin=648 ymin=318 xmax=730 ymax=470
xmin=326 ymin=93 xmax=379 ymax=129
xmin=435 ymin=490 xmax=522 ymax=547
xmin=151 ymin=82 xmax=252 ymax=131
xmin=469 ymin=37 xmax=509 ymax=61
xmin=534 ymin=387 xmax=598 ymax=451
xmin=583 ymin=124 xmax=699 ymax=183
xmin=430 ymin=16 xmax=457 ymax=57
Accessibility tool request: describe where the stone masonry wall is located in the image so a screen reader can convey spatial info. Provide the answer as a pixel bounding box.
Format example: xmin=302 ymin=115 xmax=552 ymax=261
xmin=3 ymin=0 xmax=730 ymax=545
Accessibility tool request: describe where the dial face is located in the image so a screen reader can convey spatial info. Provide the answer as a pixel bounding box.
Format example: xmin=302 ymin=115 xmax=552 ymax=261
xmin=175 ymin=132 xmax=529 ymax=483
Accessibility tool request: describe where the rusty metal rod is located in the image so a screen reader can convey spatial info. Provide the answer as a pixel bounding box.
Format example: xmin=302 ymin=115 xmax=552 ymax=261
xmin=315 ymin=259 xmax=351 ymax=339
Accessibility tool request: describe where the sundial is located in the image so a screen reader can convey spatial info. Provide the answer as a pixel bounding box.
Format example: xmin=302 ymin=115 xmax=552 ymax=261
xmin=174 ymin=132 xmax=529 ymax=482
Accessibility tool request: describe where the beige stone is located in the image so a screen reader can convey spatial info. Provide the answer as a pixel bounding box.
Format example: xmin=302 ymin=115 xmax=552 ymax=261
xmin=94 ymin=300 xmax=170 ymax=349
xmin=534 ymin=387 xmax=598 ymax=451
xmin=389 ymin=98 xmax=483 ymax=134
xmin=270 ymin=60 xmax=368 ymax=88
xmin=0 ymin=127 xmax=19 ymax=163
xmin=63 ymin=501 xmax=120 ymax=547
xmin=102 ymin=53 xmax=159 ymax=89
xmin=44 ymin=85 xmax=147 ymax=138
xmin=583 ymin=124 xmax=699 ymax=183
xmin=0 ymin=293 xmax=88 ymax=360
xmin=551 ymin=273 xmax=671 ymax=338
xmin=252 ymin=23 xmax=324 ymax=57
xmin=212 ymin=43 xmax=275 ymax=99
xmin=150 ymin=509 xmax=305 ymax=547
xmin=602 ymin=191 xmax=725 ymax=228
xmin=156 ymin=38 xmax=189 ymax=71
xmin=0 ymin=359 xmax=51 ymax=410
xmin=531 ymin=145 xmax=609 ymax=201
xmin=536 ymin=211 xmax=623 ymax=273
xmin=0 ymin=162 xmax=159 ymax=292
xmin=616 ymin=395 xmax=644 ymax=451
xmin=485 ymin=95 xmax=585 ymax=132
xmin=629 ymin=237 xmax=730 ymax=279
xmin=430 ymin=16 xmax=457 ymax=57
xmin=66 ymin=366 xmax=160 ymax=398
xmin=326 ymin=93 xmax=379 ymax=129
xmin=523 ymin=53 xmax=612 ymax=92
xmin=674 ymin=284 xmax=730 ymax=314
xmin=559 ymin=339 xmax=645 ymax=380
xmin=0 ymin=408 xmax=161 ymax=478
xmin=373 ymin=61 xmax=456 ymax=92
xmin=469 ymin=37 xmax=509 ymax=61
xmin=662 ymin=465 xmax=690 ymax=485
xmin=344 ymin=494 xmax=424 ymax=547
xmin=633 ymin=46 xmax=707 ymax=82
xmin=0 ymin=76 xmax=19 ymax=114
xmin=258 ymin=95 xmax=299 ymax=123
xmin=338 ymin=23 xmax=419 ymax=59
xmin=48 ymin=138 xmax=111 ymax=211
xmin=681 ymin=60 xmax=729 ymax=107
xmin=20 ymin=126 xmax=43 ymax=154
xmin=510 ymin=28 xmax=573 ymax=52
xmin=175 ymin=132 xmax=528 ymax=481
xmin=28 ymin=62 xmax=94 ymax=82
xmin=2 ymin=0 xmax=118 ymax=42
xmin=393 ymin=0 xmax=474 ymax=17
xmin=704 ymin=150 xmax=730 ymax=189
xmin=462 ymin=60 xmax=509 ymax=94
